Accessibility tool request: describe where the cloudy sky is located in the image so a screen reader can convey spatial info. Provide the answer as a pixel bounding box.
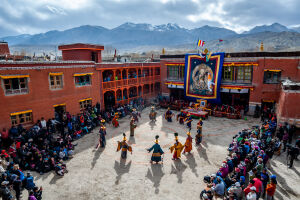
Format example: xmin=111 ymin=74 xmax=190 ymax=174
xmin=0 ymin=0 xmax=300 ymax=37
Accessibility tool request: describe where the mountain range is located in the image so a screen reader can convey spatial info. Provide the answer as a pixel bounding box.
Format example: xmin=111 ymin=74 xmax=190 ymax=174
xmin=2 ymin=22 xmax=300 ymax=54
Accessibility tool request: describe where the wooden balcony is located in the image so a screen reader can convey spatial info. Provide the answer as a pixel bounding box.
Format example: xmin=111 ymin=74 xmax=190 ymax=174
xmin=155 ymin=75 xmax=161 ymax=82
xmin=116 ymin=80 xmax=123 ymax=88
xmin=128 ymin=78 xmax=138 ymax=85
xmin=102 ymin=81 xmax=116 ymax=90
xmin=102 ymin=75 xmax=161 ymax=91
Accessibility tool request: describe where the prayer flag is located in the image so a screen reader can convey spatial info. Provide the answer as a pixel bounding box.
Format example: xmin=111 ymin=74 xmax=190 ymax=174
xmin=197 ymin=39 xmax=205 ymax=47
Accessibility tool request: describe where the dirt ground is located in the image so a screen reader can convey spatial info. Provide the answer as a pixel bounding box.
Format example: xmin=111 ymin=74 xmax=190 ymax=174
xmin=24 ymin=107 xmax=299 ymax=200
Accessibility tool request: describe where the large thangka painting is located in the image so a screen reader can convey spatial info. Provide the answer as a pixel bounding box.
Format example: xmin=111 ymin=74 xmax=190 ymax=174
xmin=184 ymin=53 xmax=224 ymax=102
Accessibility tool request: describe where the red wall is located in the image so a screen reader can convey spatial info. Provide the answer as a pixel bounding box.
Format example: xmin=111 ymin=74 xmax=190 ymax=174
xmin=277 ymin=90 xmax=300 ymax=124
xmin=250 ymin=58 xmax=300 ymax=103
xmin=0 ymin=63 xmax=101 ymax=128
xmin=160 ymin=61 xmax=169 ymax=94
xmin=62 ymin=50 xmax=102 ymax=62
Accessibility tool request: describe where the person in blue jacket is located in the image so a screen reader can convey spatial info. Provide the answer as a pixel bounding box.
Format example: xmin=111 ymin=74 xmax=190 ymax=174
xmin=147 ymin=135 xmax=164 ymax=164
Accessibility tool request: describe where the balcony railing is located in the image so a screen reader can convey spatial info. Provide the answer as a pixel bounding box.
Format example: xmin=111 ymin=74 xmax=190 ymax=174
xmin=128 ymin=78 xmax=138 ymax=85
xmin=102 ymin=75 xmax=160 ymax=91
xmin=102 ymin=81 xmax=116 ymax=90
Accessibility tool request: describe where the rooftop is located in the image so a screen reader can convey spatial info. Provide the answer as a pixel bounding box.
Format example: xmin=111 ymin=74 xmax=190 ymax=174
xmin=160 ymin=51 xmax=300 ymax=59
xmin=58 ymin=43 xmax=104 ymax=51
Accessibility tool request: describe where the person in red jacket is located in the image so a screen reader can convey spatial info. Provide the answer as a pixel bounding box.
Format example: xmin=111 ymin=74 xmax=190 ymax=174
xmin=244 ymin=179 xmax=255 ymax=196
xmin=253 ymin=174 xmax=263 ymax=199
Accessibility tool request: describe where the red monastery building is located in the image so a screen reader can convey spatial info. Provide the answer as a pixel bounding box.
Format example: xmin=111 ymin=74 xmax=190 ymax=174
xmin=0 ymin=43 xmax=160 ymax=128
xmin=161 ymin=52 xmax=300 ymax=126
xmin=0 ymin=42 xmax=299 ymax=128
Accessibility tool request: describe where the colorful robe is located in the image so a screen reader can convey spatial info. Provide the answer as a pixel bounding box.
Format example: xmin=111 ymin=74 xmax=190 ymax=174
xmin=132 ymin=111 xmax=139 ymax=122
xmin=177 ymin=112 xmax=186 ymax=124
xmin=185 ymin=116 xmax=193 ymax=129
xmin=195 ymin=132 xmax=202 ymax=145
xmin=117 ymin=141 xmax=132 ymax=159
xmin=170 ymin=141 xmax=184 ymax=159
xmin=165 ymin=110 xmax=173 ymax=122
xmin=99 ymin=126 xmax=106 ymax=147
xmin=149 ymin=110 xmax=157 ymax=121
xmin=184 ymin=135 xmax=193 ymax=153
xmin=130 ymin=121 xmax=137 ymax=136
xmin=147 ymin=143 xmax=164 ymax=163
xmin=112 ymin=116 xmax=119 ymax=127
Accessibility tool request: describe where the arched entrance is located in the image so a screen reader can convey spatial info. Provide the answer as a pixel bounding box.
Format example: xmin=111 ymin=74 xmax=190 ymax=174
xmin=116 ymin=89 xmax=122 ymax=102
xmin=138 ymin=86 xmax=142 ymax=96
xmin=143 ymin=84 xmax=150 ymax=95
xmin=129 ymin=87 xmax=137 ymax=98
xmin=123 ymin=88 xmax=128 ymax=100
xmin=104 ymin=91 xmax=115 ymax=109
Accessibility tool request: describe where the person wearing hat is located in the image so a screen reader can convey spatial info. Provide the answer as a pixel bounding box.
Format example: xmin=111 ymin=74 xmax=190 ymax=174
xmin=0 ymin=181 xmax=13 ymax=200
xmin=196 ymin=124 xmax=203 ymax=146
xmin=131 ymin=108 xmax=139 ymax=123
xmin=130 ymin=117 xmax=137 ymax=137
xmin=112 ymin=112 xmax=119 ymax=128
xmin=117 ymin=133 xmax=132 ymax=159
xmin=169 ymin=133 xmax=184 ymax=160
xmin=183 ymin=131 xmax=193 ymax=154
xmin=246 ymin=186 xmax=257 ymax=200
xmin=149 ymin=106 xmax=157 ymax=122
xmin=165 ymin=107 xmax=173 ymax=122
xmin=266 ymin=175 xmax=277 ymax=200
xmin=96 ymin=123 xmax=107 ymax=149
xmin=185 ymin=113 xmax=193 ymax=129
xmin=228 ymin=182 xmax=243 ymax=200
xmin=147 ymin=135 xmax=164 ymax=164
xmin=176 ymin=109 xmax=186 ymax=125
xmin=197 ymin=118 xmax=203 ymax=126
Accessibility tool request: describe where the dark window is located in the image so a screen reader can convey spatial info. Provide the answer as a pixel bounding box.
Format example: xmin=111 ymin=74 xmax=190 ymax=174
xmin=263 ymin=71 xmax=281 ymax=84
xmin=75 ymin=75 xmax=91 ymax=86
xmin=236 ymin=66 xmax=252 ymax=83
xmin=222 ymin=66 xmax=233 ymax=82
xmin=11 ymin=112 xmax=33 ymax=125
xmin=3 ymin=78 xmax=28 ymax=95
xmin=50 ymin=75 xmax=63 ymax=89
xmin=80 ymin=99 xmax=92 ymax=109
xmin=167 ymin=65 xmax=184 ymax=80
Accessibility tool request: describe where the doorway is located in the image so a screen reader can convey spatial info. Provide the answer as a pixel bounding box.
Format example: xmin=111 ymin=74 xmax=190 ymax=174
xmin=54 ymin=105 xmax=66 ymax=121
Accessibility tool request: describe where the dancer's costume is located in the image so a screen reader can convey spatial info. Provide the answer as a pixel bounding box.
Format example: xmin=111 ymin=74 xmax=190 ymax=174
xmin=196 ymin=124 xmax=203 ymax=145
xmin=184 ymin=131 xmax=193 ymax=153
xmin=112 ymin=112 xmax=119 ymax=127
xmin=130 ymin=117 xmax=137 ymax=136
xmin=177 ymin=110 xmax=186 ymax=125
xmin=147 ymin=135 xmax=164 ymax=164
xmin=170 ymin=133 xmax=184 ymax=160
xmin=132 ymin=108 xmax=139 ymax=122
xmin=149 ymin=106 xmax=157 ymax=121
xmin=185 ymin=113 xmax=193 ymax=129
xmin=99 ymin=120 xmax=107 ymax=147
xmin=165 ymin=108 xmax=173 ymax=122
xmin=197 ymin=118 xmax=203 ymax=126
xmin=117 ymin=133 xmax=132 ymax=159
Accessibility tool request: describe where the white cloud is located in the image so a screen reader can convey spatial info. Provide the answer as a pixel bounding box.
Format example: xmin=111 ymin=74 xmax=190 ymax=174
xmin=46 ymin=5 xmax=67 ymax=15
xmin=0 ymin=0 xmax=299 ymax=37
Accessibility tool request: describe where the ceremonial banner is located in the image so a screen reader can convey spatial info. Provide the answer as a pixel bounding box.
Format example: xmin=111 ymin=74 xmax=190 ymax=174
xmin=184 ymin=53 xmax=224 ymax=103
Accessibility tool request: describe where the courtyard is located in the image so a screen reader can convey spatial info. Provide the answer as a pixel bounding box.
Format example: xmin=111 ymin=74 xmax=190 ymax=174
xmin=28 ymin=107 xmax=299 ymax=200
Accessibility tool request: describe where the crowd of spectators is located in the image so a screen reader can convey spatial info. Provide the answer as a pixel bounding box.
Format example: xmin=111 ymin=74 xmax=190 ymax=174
xmin=200 ymin=115 xmax=299 ymax=200
xmin=0 ymin=98 xmax=147 ymax=199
